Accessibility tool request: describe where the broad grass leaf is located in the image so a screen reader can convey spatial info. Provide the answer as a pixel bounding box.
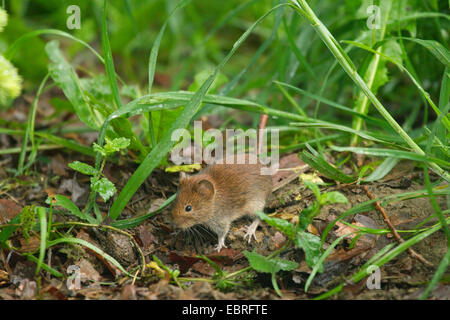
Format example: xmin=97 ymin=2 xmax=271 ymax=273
xmin=243 ymin=250 xmax=298 ymax=274
xmin=46 ymin=40 xmax=103 ymax=130
xmin=54 ymin=195 xmax=96 ymax=223
xmin=298 ymin=150 xmax=356 ymax=183
xmin=294 ymin=231 xmax=323 ymax=271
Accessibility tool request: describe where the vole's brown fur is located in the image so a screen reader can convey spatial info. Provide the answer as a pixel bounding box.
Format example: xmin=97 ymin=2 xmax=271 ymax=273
xmin=171 ymin=157 xmax=273 ymax=251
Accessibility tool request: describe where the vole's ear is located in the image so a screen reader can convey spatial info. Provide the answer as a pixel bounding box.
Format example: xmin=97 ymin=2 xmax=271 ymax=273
xmin=195 ymin=179 xmax=214 ymax=199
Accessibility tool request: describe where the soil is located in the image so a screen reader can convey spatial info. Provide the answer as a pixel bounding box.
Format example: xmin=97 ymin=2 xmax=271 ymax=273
xmin=0 ymin=142 xmax=448 ymax=300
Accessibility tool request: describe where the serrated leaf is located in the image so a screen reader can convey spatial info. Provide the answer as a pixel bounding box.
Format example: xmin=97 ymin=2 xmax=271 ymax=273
xmin=243 ymin=250 xmax=298 ymax=274
xmin=68 ymin=161 xmax=97 ymax=176
xmin=104 ymin=137 xmax=130 ymax=154
xmin=92 ymin=143 xmax=107 ymax=157
xmin=294 ymin=231 xmax=323 ymax=272
xmin=91 ymin=177 xmax=116 ymax=202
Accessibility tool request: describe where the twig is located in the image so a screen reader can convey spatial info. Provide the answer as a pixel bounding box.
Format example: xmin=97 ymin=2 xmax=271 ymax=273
xmin=361 ymin=185 xmax=433 ymax=266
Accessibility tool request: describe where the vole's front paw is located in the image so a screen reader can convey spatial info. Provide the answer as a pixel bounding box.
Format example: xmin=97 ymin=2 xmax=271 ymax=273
xmin=215 ymin=237 xmax=227 ymax=252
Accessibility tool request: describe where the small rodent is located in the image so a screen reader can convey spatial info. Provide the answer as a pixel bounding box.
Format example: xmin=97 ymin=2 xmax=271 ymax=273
xmin=171 ymin=156 xmax=273 ymax=251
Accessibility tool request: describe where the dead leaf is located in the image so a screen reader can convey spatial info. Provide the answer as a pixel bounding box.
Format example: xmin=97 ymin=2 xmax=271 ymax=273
xmin=18 ymin=236 xmax=41 ymax=253
xmin=16 ymin=279 xmax=36 ymax=300
xmin=272 ymin=231 xmax=287 ymax=249
xmin=120 ymin=284 xmax=137 ymax=300
xmin=307 ymin=224 xmax=319 ymax=236
xmin=136 ymin=225 xmax=158 ymax=250
xmin=192 ymin=261 xmax=215 ymax=276
xmin=0 ymin=199 xmax=22 ymax=223
xmin=42 ymin=285 xmax=67 ymax=300
xmin=77 ymin=258 xmax=102 ymax=283
xmin=58 ymin=178 xmax=86 ymax=205
xmin=169 ymin=252 xmax=201 ymax=274
xmin=50 ymin=153 xmax=68 ymax=177
xmin=169 ymin=249 xmax=242 ymax=274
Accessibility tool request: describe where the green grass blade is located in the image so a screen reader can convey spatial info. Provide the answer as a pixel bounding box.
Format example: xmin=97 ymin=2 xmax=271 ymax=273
xmin=54 ymin=195 xmax=97 ymax=224
xmin=102 ymin=0 xmax=122 ymax=110
xmin=47 ymin=237 xmax=133 ymax=277
xmin=351 ymin=218 xmax=450 ymax=284
xmin=111 ymin=194 xmax=176 ymax=229
xmin=364 ymin=157 xmax=399 ymax=182
xmin=23 ymin=253 xmax=63 ymax=278
xmin=35 ymin=207 xmax=47 ymax=275
xmin=274 ymin=80 xmax=389 ymax=128
xmin=421 ymin=248 xmax=450 ymax=299
xmin=17 ymin=73 xmax=50 ymax=175
xmin=5 ymin=29 xmax=105 ymax=63
xmin=343 ymin=39 xmax=450 ymax=130
xmin=298 ymin=149 xmax=356 ymax=183
xmin=331 ymin=146 xmax=450 ymax=168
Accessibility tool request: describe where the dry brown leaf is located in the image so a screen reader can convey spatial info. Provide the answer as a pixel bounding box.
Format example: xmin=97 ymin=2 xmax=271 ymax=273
xmin=0 ymin=199 xmax=22 ymax=223
xmin=18 ymin=236 xmax=41 ymax=253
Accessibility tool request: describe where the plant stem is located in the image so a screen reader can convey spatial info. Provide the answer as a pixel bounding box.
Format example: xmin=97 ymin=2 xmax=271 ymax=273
xmin=351 ymin=1 xmax=392 ymax=146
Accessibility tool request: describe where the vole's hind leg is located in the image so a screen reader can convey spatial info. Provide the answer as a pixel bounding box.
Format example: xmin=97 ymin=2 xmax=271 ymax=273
xmin=243 ymin=218 xmax=260 ymax=243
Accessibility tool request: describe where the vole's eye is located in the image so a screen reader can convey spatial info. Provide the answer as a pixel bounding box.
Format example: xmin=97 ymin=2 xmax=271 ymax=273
xmin=185 ymin=205 xmax=192 ymax=212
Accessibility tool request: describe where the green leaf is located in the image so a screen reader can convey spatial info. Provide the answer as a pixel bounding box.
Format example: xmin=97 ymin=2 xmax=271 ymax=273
xmin=298 ymin=150 xmax=356 ymax=183
xmin=45 ymin=40 xmax=103 ymax=130
xmin=364 ymin=157 xmax=399 ymax=182
xmin=54 ymin=195 xmax=96 ymax=224
xmin=302 ymin=179 xmax=321 ymax=201
xmin=102 ymin=0 xmax=122 ymax=110
xmin=400 ymin=38 xmax=450 ymax=68
xmin=111 ymin=194 xmax=176 ymax=229
xmin=243 ymin=250 xmax=298 ymax=274
xmin=331 ymin=146 xmax=450 ymax=168
xmin=320 ymin=191 xmax=348 ymax=206
xmin=91 ymin=177 xmax=116 ymax=202
xmin=104 ymin=137 xmax=130 ymax=154
xmin=256 ymin=211 xmax=295 ymax=239
xmin=294 ymin=231 xmax=323 ymax=271
xmin=35 ymin=206 xmax=47 ymax=275
xmin=68 ymin=161 xmax=97 ymax=176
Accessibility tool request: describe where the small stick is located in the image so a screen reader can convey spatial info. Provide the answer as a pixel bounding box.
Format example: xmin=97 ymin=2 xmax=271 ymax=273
xmin=361 ymin=185 xmax=433 ymax=267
